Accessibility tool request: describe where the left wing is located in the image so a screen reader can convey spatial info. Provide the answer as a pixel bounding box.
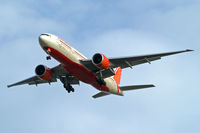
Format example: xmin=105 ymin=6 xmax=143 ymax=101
xmin=7 ymin=64 xmax=79 ymax=88
xmin=80 ymin=49 xmax=193 ymax=75
xmin=7 ymin=76 xmax=56 ymax=88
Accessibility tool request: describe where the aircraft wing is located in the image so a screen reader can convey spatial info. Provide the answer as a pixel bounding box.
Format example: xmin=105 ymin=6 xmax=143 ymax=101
xmin=80 ymin=49 xmax=193 ymax=75
xmin=109 ymin=49 xmax=193 ymax=69
xmin=7 ymin=76 xmax=56 ymax=88
xmin=7 ymin=64 xmax=79 ymax=88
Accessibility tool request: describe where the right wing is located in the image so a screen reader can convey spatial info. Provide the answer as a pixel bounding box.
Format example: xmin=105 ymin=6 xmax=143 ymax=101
xmin=80 ymin=49 xmax=193 ymax=73
xmin=109 ymin=49 xmax=193 ymax=69
xmin=7 ymin=64 xmax=79 ymax=88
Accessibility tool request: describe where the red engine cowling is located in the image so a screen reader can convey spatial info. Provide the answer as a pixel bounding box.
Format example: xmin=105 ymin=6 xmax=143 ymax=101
xmin=35 ymin=65 xmax=52 ymax=81
xmin=92 ymin=53 xmax=110 ymax=69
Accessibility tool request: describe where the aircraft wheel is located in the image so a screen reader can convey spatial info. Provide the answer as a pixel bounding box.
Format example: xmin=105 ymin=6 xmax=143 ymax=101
xmin=46 ymin=56 xmax=51 ymax=60
xmin=64 ymin=84 xmax=74 ymax=93
xmin=71 ymin=88 xmax=75 ymax=92
xmin=96 ymin=78 xmax=106 ymax=86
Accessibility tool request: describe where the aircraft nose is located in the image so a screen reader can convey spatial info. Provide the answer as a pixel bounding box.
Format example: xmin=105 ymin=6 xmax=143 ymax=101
xmin=39 ymin=34 xmax=50 ymax=47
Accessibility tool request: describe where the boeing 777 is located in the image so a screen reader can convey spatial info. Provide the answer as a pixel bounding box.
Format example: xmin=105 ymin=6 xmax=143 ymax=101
xmin=7 ymin=33 xmax=193 ymax=98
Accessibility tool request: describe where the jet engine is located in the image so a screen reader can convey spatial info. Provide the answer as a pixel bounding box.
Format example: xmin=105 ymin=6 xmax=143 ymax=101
xmin=92 ymin=53 xmax=110 ymax=69
xmin=35 ymin=65 xmax=52 ymax=81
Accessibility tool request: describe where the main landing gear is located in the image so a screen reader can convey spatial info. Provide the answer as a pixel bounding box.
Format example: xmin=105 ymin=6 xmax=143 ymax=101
xmin=60 ymin=77 xmax=75 ymax=93
xmin=64 ymin=83 xmax=75 ymax=93
xmin=96 ymin=78 xmax=106 ymax=87
xmin=96 ymin=70 xmax=106 ymax=87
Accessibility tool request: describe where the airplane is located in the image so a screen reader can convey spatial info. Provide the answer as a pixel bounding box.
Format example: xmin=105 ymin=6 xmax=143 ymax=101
xmin=7 ymin=33 xmax=193 ymax=98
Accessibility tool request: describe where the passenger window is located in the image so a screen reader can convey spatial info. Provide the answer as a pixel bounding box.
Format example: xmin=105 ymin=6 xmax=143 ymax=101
xmin=57 ymin=39 xmax=61 ymax=45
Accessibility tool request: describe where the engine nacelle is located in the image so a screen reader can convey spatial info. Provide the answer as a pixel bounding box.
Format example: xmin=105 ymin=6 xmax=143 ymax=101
xmin=92 ymin=53 xmax=110 ymax=69
xmin=35 ymin=65 xmax=52 ymax=81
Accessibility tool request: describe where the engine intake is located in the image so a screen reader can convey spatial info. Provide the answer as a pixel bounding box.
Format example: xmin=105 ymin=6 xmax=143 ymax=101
xmin=35 ymin=65 xmax=52 ymax=81
xmin=92 ymin=53 xmax=110 ymax=69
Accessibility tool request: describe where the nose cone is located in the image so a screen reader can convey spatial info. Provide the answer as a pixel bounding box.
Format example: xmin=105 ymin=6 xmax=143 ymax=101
xmin=39 ymin=34 xmax=50 ymax=47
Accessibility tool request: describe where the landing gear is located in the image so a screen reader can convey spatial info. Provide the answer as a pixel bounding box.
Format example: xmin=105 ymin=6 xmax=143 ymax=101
xmin=60 ymin=76 xmax=75 ymax=93
xmin=64 ymin=84 xmax=75 ymax=93
xmin=46 ymin=56 xmax=51 ymax=60
xmin=96 ymin=78 xmax=106 ymax=87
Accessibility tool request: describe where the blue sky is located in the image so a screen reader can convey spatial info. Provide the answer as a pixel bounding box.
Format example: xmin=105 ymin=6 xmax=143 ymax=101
xmin=0 ymin=0 xmax=199 ymax=133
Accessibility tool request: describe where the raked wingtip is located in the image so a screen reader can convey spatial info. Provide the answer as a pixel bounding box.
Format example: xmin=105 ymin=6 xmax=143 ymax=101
xmin=186 ymin=49 xmax=194 ymax=52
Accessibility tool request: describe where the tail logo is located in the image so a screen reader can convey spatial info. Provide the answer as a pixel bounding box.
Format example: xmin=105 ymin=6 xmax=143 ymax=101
xmin=113 ymin=67 xmax=122 ymax=85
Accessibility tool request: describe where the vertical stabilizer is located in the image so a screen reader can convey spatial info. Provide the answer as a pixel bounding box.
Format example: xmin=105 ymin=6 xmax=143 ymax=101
xmin=113 ymin=67 xmax=122 ymax=85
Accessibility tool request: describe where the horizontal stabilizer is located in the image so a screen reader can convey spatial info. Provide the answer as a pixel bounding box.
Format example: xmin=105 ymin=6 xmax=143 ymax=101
xmin=120 ymin=84 xmax=155 ymax=91
xmin=92 ymin=92 xmax=110 ymax=99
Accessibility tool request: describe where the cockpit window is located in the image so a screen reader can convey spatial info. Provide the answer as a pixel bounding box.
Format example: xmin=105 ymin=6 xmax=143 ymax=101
xmin=41 ymin=33 xmax=51 ymax=37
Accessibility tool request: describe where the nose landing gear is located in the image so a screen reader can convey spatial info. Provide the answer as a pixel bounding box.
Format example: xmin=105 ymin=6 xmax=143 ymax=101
xmin=46 ymin=56 xmax=51 ymax=60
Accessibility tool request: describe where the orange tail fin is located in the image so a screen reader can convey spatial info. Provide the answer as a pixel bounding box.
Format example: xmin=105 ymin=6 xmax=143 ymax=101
xmin=113 ymin=67 xmax=122 ymax=85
